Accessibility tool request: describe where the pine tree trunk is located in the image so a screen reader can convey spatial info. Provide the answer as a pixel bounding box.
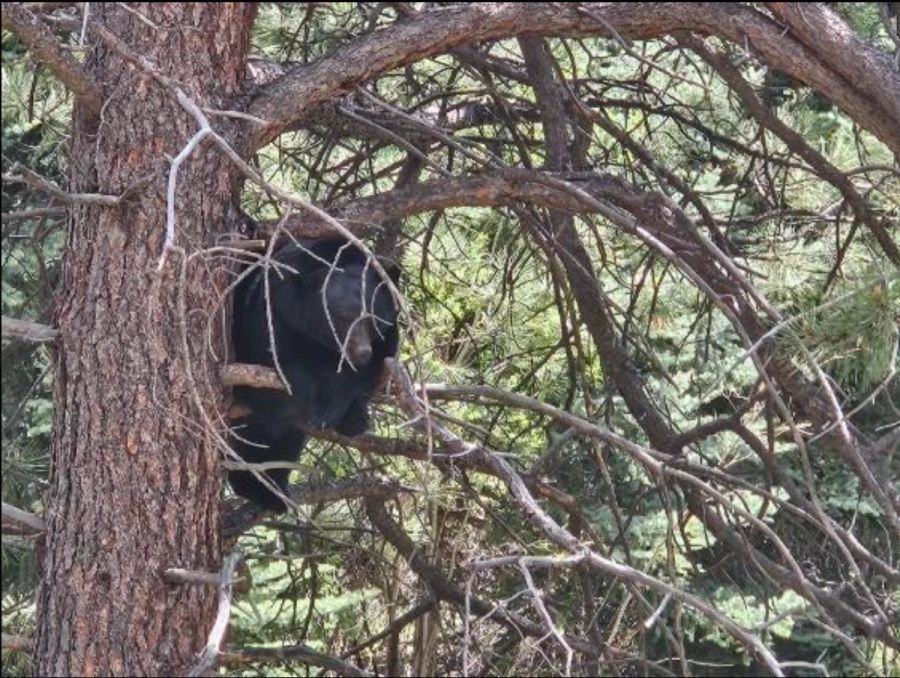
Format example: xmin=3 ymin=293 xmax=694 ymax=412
xmin=34 ymin=5 xmax=256 ymax=675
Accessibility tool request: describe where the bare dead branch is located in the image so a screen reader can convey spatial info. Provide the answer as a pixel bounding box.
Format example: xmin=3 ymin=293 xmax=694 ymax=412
xmin=162 ymin=565 xmax=249 ymax=595
xmin=1 ymin=316 xmax=58 ymax=343
xmin=364 ymin=496 xmax=602 ymax=657
xmin=221 ymin=645 xmax=371 ymax=678
xmin=3 ymin=168 xmax=121 ymax=207
xmin=188 ymin=553 xmax=242 ymax=677
xmin=1 ymin=634 xmax=32 ymax=653
xmin=1 ymin=502 xmax=45 ymax=535
xmin=0 ymin=207 xmax=66 ymax=225
xmin=383 ymin=360 xmax=789 ymax=673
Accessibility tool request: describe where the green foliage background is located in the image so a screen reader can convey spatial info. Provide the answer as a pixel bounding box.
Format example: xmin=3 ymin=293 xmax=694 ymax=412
xmin=2 ymin=3 xmax=898 ymax=676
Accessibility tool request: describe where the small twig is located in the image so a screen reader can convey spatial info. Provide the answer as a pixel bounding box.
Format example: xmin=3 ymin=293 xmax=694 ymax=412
xmin=518 ymin=559 xmax=574 ymax=676
xmin=161 ymin=127 xmax=212 ymax=262
xmin=575 ymin=6 xmax=707 ymax=90
xmin=114 ymin=2 xmax=158 ymax=29
xmin=642 ymin=592 xmax=673 ymax=630
xmin=187 ymin=552 xmax=242 ymax=677
xmin=339 ymin=597 xmax=437 ymax=659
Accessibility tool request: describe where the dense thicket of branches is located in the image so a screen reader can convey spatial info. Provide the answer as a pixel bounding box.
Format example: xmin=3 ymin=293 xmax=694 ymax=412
xmin=2 ymin=3 xmax=898 ymax=677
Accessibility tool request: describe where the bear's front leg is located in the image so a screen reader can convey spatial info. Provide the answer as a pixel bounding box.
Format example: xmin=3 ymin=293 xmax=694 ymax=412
xmin=334 ymin=398 xmax=371 ymax=436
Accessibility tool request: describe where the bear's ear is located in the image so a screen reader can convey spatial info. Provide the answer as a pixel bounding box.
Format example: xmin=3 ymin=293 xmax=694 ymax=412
xmin=377 ymin=257 xmax=402 ymax=284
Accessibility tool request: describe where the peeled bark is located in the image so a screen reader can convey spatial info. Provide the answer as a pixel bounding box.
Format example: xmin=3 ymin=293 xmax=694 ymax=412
xmin=33 ymin=4 xmax=255 ymax=676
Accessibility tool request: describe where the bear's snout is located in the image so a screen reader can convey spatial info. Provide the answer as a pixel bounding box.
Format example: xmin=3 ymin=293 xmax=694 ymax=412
xmin=350 ymin=342 xmax=372 ymax=366
xmin=345 ymin=329 xmax=373 ymax=367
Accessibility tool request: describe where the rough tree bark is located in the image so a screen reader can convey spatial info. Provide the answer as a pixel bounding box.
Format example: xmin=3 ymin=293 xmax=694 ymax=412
xmin=3 ymin=1 xmax=893 ymax=674
xmin=33 ymin=4 xmax=255 ymax=676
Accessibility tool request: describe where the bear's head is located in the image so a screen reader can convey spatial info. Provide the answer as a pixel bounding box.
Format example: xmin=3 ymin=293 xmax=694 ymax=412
xmin=273 ymin=240 xmax=400 ymax=369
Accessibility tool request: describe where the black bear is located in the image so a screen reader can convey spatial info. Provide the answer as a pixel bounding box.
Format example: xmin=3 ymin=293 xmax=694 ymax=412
xmin=229 ymin=238 xmax=400 ymax=511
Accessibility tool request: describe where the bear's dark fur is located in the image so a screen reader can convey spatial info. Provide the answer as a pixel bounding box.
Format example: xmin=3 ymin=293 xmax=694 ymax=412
xmin=229 ymin=238 xmax=400 ymax=511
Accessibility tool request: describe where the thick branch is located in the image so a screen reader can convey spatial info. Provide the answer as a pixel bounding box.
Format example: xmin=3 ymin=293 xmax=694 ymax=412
xmin=767 ymin=3 xmax=900 ymax=129
xmin=255 ymin=171 xmax=625 ymax=239
xmin=520 ymin=36 xmax=677 ymax=450
xmin=246 ymin=3 xmax=900 ymax=154
xmin=1 ymin=4 xmax=101 ymax=121
xmin=221 ymin=363 xmax=283 ymax=390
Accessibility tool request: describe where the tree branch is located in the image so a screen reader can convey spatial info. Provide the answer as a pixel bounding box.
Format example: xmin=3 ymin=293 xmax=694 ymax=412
xmin=364 ymin=496 xmax=602 ymax=657
xmin=1 ymin=316 xmax=58 ymax=343
xmin=682 ymin=34 xmax=900 ymax=266
xmin=3 ymin=166 xmax=122 ymax=206
xmin=1 ymin=3 xmax=101 ymax=121
xmin=223 ymin=475 xmax=411 ymax=537
xmin=222 ymin=645 xmax=371 ymax=678
xmin=1 ymin=502 xmax=45 ymax=535
xmin=766 ymin=3 xmax=900 ymax=128
xmin=245 ymin=3 xmax=900 ymax=154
